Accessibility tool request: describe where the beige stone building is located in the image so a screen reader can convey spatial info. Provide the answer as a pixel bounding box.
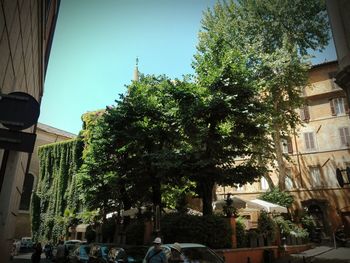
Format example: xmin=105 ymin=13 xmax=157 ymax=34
xmin=326 ymin=0 xmax=350 ymax=105
xmin=14 ymin=123 xmax=76 ymax=239
xmin=0 ymin=0 xmax=60 ymax=259
xmin=216 ymin=61 xmax=350 ymax=237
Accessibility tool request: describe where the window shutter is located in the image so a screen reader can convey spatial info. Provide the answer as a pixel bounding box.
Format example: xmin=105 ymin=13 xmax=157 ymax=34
xmin=346 ymin=128 xmax=350 ymax=145
xmin=304 ymin=133 xmax=310 ymax=149
xmin=328 ymin=72 xmax=337 ymax=89
xmin=340 ymin=128 xmax=346 ymax=145
xmin=309 ymin=133 xmax=315 ymax=149
xmin=300 ymin=108 xmax=305 ymax=120
xmin=330 ymin=99 xmax=336 ymax=115
xmin=287 ymin=137 xmax=293 ymax=153
xmin=344 ymin=98 xmax=349 ymax=114
xmin=304 ymin=105 xmax=310 ymax=121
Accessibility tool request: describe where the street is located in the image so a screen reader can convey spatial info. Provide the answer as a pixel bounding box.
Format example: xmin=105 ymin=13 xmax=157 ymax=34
xmin=11 ymin=252 xmax=51 ymax=263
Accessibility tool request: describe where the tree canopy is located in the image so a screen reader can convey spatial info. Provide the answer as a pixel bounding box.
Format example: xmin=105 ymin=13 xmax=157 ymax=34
xmin=195 ymin=0 xmax=330 ymax=189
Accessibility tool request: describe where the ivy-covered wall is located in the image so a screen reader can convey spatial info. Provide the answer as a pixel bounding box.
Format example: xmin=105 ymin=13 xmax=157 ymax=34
xmin=31 ymin=139 xmax=82 ymax=242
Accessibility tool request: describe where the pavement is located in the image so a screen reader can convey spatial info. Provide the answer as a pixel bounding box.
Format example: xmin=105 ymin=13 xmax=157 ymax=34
xmin=275 ymin=245 xmax=350 ymax=263
xmin=7 ymin=245 xmax=350 ymax=263
xmin=9 ymin=252 xmax=51 ymax=263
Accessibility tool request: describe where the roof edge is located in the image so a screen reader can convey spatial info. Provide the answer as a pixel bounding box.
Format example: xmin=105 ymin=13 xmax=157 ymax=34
xmin=37 ymin=122 xmax=77 ymax=138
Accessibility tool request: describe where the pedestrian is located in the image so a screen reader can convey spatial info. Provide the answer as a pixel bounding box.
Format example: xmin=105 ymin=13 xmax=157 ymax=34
xmin=145 ymin=237 xmax=167 ymax=263
xmin=44 ymin=242 xmax=53 ymax=259
xmin=31 ymin=242 xmax=42 ymax=263
xmin=56 ymin=240 xmax=67 ymax=263
xmin=169 ymin=243 xmax=184 ymax=263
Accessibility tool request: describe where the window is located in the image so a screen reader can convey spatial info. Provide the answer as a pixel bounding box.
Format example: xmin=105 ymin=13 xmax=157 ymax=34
xmin=235 ymin=184 xmax=245 ymax=192
xmin=285 ymin=168 xmax=294 ymax=190
xmin=281 ymin=137 xmax=293 ymax=154
xmin=300 ymin=105 xmax=310 ymax=122
xmin=339 ymin=127 xmax=350 ymax=147
xmin=345 ymin=163 xmax=350 ymax=184
xmin=285 ymin=176 xmax=294 ymax=190
xmin=309 ymin=166 xmax=323 ymax=187
xmin=19 ymin=173 xmax=35 ymax=211
xmin=328 ymin=72 xmax=341 ymax=90
xmin=260 ymin=177 xmax=269 ymax=190
xmin=330 ymin=98 xmax=348 ymax=116
xmin=304 ymin=132 xmax=316 ymax=151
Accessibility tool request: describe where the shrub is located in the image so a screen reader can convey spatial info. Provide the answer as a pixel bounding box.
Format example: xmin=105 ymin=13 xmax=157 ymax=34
xmin=102 ymin=218 xmax=116 ymax=242
xmin=161 ymin=213 xmax=231 ymax=249
xmin=85 ymin=226 xmax=96 ymax=243
xmin=274 ymin=216 xmax=309 ymax=239
xmin=259 ymin=188 xmax=294 ymax=208
xmin=300 ymin=214 xmax=316 ymax=234
xmin=257 ymin=211 xmax=277 ymax=241
xmin=235 ymin=217 xmax=247 ymax=248
xmin=125 ymin=221 xmax=145 ymax=245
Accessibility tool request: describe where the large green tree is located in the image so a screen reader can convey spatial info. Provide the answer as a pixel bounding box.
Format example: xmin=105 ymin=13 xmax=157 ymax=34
xmin=186 ymin=47 xmax=269 ymax=215
xmin=78 ymin=111 xmax=123 ymax=221
xmin=80 ymin=75 xmax=191 ymax=217
xmin=196 ymin=0 xmax=330 ymax=189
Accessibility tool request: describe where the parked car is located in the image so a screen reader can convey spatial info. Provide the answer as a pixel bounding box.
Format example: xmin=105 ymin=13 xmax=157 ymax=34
xmin=143 ymin=243 xmax=224 ymax=263
xmin=65 ymin=240 xmax=84 ymax=253
xmin=107 ymin=247 xmax=127 ymax=263
xmin=109 ymin=246 xmax=149 ymax=263
xmin=122 ymin=246 xmax=149 ymax=263
xmin=68 ymin=244 xmax=91 ymax=263
xmin=89 ymin=243 xmax=120 ymax=263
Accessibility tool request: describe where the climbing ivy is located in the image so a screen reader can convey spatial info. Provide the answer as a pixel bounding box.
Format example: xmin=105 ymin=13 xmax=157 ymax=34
xmin=32 ymin=139 xmax=83 ymax=242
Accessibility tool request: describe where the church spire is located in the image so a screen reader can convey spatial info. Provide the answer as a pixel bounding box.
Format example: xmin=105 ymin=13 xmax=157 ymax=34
xmin=133 ymin=57 xmax=139 ymax=82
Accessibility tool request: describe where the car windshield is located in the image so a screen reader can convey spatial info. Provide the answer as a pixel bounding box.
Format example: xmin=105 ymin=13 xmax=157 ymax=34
xmin=79 ymin=246 xmax=90 ymax=256
xmin=182 ymin=247 xmax=222 ymax=263
xmin=101 ymin=246 xmax=109 ymax=257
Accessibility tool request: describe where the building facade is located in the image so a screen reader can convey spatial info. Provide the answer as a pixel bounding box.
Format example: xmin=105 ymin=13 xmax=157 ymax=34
xmin=0 ymin=0 xmax=60 ymax=259
xmin=14 ymin=123 xmax=75 ymax=239
xmin=326 ymin=0 xmax=350 ymax=105
xmin=216 ymin=61 xmax=350 ymax=237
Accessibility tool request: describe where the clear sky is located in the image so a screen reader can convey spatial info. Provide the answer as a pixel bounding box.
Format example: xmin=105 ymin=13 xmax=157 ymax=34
xmin=40 ymin=0 xmax=337 ymax=135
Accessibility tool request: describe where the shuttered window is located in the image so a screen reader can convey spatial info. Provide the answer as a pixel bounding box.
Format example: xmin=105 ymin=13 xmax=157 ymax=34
xmin=330 ymin=98 xmax=347 ymax=116
xmin=328 ymin=72 xmax=340 ymax=90
xmin=304 ymin=132 xmax=316 ymax=151
xmin=339 ymin=127 xmax=350 ymax=146
xmin=260 ymin=177 xmax=269 ymax=190
xmin=281 ymin=137 xmax=293 ymax=154
xmin=287 ymin=137 xmax=293 ymax=153
xmin=309 ymin=166 xmax=323 ymax=187
xmin=300 ymin=105 xmax=310 ymax=121
xmin=285 ymin=169 xmax=293 ymax=190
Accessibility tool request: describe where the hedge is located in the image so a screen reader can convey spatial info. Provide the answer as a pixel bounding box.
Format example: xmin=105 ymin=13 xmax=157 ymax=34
xmin=160 ymin=213 xmax=232 ymax=249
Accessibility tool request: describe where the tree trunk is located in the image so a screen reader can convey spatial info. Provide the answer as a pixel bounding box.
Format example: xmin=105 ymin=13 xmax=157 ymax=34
xmin=264 ymin=174 xmax=275 ymax=189
xmin=198 ymin=179 xmax=214 ymax=215
xmin=272 ymin=128 xmax=286 ymax=190
xmin=151 ymin=177 xmax=162 ymax=208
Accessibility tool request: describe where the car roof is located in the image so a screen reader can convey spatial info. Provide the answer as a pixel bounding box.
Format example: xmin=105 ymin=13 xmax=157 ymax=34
xmin=65 ymin=240 xmax=82 ymax=244
xmin=163 ymin=243 xmax=206 ymax=248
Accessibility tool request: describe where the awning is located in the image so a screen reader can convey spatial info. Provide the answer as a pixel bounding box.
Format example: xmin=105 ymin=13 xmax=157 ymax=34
xmin=246 ymin=199 xmax=288 ymax=213
xmin=76 ymin=224 xmax=89 ymax=232
xmin=213 ymin=196 xmax=248 ymax=210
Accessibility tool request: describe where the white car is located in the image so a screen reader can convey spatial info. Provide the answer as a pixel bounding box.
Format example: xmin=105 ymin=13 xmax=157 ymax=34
xmin=143 ymin=243 xmax=224 ymax=263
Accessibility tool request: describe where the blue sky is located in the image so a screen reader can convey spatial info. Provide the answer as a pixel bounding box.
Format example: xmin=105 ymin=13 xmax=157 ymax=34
xmin=40 ymin=0 xmax=337 ymax=135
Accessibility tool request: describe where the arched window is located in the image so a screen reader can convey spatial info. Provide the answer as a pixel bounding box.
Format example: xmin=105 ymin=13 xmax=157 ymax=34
xmin=19 ymin=173 xmax=35 ymax=211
